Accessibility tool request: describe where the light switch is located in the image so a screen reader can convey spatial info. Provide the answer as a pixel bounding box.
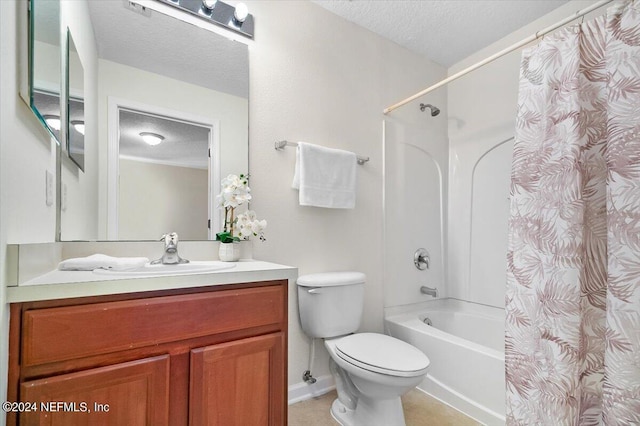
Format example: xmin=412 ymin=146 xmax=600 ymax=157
xmin=45 ymin=170 xmax=54 ymax=206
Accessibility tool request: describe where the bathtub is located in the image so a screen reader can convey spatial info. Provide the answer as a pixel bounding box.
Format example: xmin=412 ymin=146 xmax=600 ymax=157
xmin=384 ymin=299 xmax=505 ymax=425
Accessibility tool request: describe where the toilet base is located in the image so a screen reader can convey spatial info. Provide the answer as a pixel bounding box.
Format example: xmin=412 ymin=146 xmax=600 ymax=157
xmin=330 ymin=397 xmax=406 ymax=426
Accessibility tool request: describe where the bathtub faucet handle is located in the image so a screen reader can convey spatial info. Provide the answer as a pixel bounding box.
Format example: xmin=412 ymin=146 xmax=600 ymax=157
xmin=420 ymin=286 xmax=438 ymax=298
xmin=414 ymin=248 xmax=430 ymax=270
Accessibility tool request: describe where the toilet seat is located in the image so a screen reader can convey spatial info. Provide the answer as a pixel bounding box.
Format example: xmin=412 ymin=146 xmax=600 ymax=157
xmin=334 ymin=333 xmax=430 ymax=378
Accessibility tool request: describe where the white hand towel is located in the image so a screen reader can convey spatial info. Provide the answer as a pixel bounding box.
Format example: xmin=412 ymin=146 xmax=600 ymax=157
xmin=292 ymin=142 xmax=357 ymax=209
xmin=58 ymin=254 xmax=150 ymax=271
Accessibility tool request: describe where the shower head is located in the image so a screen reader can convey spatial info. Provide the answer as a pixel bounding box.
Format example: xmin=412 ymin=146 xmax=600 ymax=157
xmin=419 ymin=103 xmax=440 ymax=117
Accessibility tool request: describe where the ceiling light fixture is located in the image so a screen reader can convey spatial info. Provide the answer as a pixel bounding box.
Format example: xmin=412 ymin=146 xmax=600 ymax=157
xmin=43 ymin=115 xmax=61 ymax=131
xmin=71 ymin=120 xmax=85 ymax=135
xmin=140 ymin=132 xmax=165 ymax=146
xmin=157 ymin=0 xmax=254 ymax=38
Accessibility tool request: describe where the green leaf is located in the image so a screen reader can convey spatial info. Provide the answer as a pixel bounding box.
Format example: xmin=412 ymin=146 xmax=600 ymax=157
xmin=216 ymin=232 xmax=240 ymax=243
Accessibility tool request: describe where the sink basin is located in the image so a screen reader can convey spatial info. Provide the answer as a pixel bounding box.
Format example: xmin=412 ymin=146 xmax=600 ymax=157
xmin=92 ymin=261 xmax=236 ymax=277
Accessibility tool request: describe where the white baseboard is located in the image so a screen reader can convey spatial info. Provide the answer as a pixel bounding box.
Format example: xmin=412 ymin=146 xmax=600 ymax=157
xmin=288 ymin=374 xmax=335 ymax=405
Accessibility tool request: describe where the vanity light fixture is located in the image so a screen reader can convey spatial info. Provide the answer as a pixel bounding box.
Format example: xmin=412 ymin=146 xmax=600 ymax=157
xmin=140 ymin=132 xmax=165 ymax=146
xmin=71 ymin=120 xmax=85 ymax=135
xmin=44 ymin=115 xmax=61 ymax=131
xmin=158 ymin=0 xmax=254 ymax=39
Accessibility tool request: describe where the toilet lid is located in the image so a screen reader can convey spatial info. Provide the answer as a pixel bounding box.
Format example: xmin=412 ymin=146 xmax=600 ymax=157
xmin=335 ymin=333 xmax=430 ymax=378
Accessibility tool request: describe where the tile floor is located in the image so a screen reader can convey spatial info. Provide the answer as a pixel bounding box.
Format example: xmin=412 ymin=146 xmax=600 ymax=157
xmin=288 ymin=389 xmax=481 ymax=426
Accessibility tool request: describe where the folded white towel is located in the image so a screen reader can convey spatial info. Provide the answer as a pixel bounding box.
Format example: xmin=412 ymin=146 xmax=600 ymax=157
xmin=292 ymin=142 xmax=357 ymax=209
xmin=58 ymin=254 xmax=150 ymax=271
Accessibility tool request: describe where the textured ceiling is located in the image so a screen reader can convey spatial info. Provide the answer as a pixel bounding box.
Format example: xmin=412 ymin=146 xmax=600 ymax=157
xmin=87 ymin=1 xmax=249 ymax=98
xmin=33 ymin=0 xmax=60 ymax=44
xmin=313 ymin=0 xmax=569 ymax=67
xmin=119 ymin=110 xmax=210 ymax=169
xmin=85 ymin=1 xmax=246 ymax=168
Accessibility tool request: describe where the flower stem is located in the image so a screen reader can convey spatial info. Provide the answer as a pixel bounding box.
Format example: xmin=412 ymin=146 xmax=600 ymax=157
xmin=223 ymin=207 xmax=229 ymax=232
xmin=229 ymin=207 xmax=235 ymax=237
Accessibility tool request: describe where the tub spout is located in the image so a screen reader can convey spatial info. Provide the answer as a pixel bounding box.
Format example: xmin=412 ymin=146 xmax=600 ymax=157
xmin=420 ymin=286 xmax=438 ymax=298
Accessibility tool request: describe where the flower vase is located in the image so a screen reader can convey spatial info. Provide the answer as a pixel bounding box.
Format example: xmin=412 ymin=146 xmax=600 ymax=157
xmin=218 ymin=242 xmax=240 ymax=262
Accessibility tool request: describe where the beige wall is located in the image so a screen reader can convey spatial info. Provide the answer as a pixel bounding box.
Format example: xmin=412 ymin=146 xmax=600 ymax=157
xmin=33 ymin=40 xmax=61 ymax=92
xmin=60 ymin=0 xmax=99 ymax=241
xmin=246 ymin=0 xmax=446 ymax=388
xmin=118 ymin=159 xmax=208 ymax=240
xmin=1 ymin=0 xmax=59 ymax=410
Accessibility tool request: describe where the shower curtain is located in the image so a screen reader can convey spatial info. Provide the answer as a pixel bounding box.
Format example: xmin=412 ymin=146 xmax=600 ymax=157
xmin=505 ymin=1 xmax=640 ymax=425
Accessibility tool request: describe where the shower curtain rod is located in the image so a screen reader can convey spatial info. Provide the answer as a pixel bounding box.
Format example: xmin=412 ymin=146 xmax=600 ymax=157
xmin=383 ymin=0 xmax=615 ymax=115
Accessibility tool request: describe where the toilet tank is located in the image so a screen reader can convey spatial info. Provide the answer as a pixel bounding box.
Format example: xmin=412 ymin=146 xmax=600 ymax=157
xmin=297 ymin=272 xmax=366 ymax=338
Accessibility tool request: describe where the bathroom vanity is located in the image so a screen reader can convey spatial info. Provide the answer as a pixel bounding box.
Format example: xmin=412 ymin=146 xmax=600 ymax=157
xmin=6 ymin=260 xmax=295 ymax=426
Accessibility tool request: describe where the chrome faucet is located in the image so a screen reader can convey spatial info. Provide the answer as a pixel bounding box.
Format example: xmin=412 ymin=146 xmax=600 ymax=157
xmin=151 ymin=232 xmax=189 ymax=265
xmin=420 ymin=286 xmax=438 ymax=298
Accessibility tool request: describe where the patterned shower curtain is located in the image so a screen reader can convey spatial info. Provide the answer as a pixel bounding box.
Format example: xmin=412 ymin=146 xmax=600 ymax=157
xmin=505 ymin=1 xmax=640 ymax=425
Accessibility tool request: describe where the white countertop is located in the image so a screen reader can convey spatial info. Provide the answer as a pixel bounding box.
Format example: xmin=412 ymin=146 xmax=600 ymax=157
xmin=7 ymin=260 xmax=298 ymax=303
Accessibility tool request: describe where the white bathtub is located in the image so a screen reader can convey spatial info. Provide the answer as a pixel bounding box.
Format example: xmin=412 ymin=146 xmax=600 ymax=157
xmin=384 ymin=299 xmax=505 ymax=425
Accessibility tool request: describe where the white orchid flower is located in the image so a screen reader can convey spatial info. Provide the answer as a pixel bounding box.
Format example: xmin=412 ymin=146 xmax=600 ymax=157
xmin=216 ymin=174 xmax=264 ymax=241
xmin=251 ymin=219 xmax=267 ymax=234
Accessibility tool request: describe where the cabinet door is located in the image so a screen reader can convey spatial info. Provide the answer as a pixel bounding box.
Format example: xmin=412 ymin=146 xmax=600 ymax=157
xmin=190 ymin=333 xmax=285 ymax=426
xmin=20 ymin=355 xmax=170 ymax=426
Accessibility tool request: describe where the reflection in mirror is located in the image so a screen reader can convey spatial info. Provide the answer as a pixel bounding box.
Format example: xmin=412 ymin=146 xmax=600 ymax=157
xmin=30 ymin=0 xmax=61 ymax=143
xmin=59 ymin=1 xmax=249 ymax=241
xmin=67 ymin=31 xmax=85 ymax=171
xmin=117 ymin=109 xmax=211 ymax=240
xmin=33 ymin=91 xmax=61 ymax=141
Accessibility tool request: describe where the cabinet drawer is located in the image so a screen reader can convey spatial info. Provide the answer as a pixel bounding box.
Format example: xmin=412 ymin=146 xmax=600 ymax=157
xmin=22 ymin=284 xmax=285 ymax=367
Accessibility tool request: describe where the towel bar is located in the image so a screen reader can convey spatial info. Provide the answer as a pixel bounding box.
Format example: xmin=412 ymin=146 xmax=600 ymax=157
xmin=274 ymin=140 xmax=369 ymax=165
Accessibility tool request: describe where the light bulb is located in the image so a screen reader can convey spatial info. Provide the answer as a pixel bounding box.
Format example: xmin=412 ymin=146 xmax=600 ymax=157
xmin=202 ymin=0 xmax=217 ymax=10
xmin=44 ymin=115 xmax=61 ymax=131
xmin=234 ymin=3 xmax=248 ymax=23
xmin=140 ymin=132 xmax=165 ymax=146
xmin=71 ymin=120 xmax=85 ymax=135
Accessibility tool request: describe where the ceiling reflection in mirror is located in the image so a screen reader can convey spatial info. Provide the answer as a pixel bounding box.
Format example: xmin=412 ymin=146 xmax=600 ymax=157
xmin=67 ymin=32 xmax=85 ymax=171
xmin=30 ymin=0 xmax=61 ymax=142
xmin=59 ymin=1 xmax=249 ymax=241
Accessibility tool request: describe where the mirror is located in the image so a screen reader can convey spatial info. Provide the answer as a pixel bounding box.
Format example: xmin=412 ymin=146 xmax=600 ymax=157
xmin=117 ymin=109 xmax=211 ymax=240
xmin=67 ymin=31 xmax=85 ymax=171
xmin=58 ymin=1 xmax=249 ymax=241
xmin=30 ymin=0 xmax=62 ymax=143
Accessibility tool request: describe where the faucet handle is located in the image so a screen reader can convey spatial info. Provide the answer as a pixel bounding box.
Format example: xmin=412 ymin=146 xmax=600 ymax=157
xmin=414 ymin=248 xmax=430 ymax=270
xmin=160 ymin=233 xmax=179 ymax=244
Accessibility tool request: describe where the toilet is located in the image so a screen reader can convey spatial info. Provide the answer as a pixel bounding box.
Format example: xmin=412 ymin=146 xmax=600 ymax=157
xmin=297 ymin=272 xmax=430 ymax=426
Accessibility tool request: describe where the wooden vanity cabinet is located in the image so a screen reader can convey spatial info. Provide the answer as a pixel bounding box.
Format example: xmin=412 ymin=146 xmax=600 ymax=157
xmin=7 ymin=280 xmax=288 ymax=426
